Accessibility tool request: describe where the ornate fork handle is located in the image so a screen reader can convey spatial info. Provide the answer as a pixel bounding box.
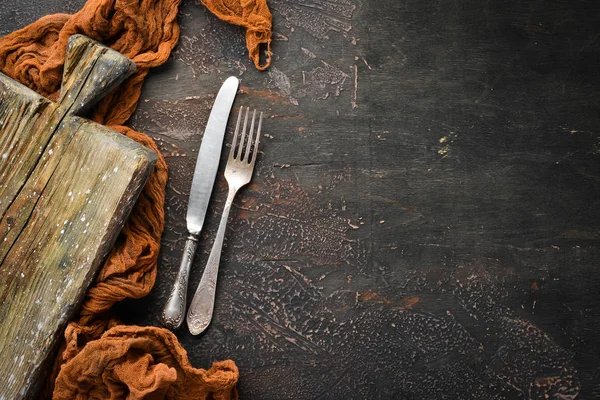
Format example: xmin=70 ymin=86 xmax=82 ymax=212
xmin=186 ymin=106 xmax=262 ymax=335
xmin=162 ymin=233 xmax=199 ymax=330
xmin=187 ymin=188 xmax=236 ymax=335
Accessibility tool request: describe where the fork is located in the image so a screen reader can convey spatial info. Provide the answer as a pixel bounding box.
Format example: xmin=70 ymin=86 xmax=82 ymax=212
xmin=187 ymin=106 xmax=262 ymax=335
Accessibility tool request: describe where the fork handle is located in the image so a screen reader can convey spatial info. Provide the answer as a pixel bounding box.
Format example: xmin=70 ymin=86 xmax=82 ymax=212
xmin=162 ymin=233 xmax=199 ymax=330
xmin=187 ymin=187 xmax=237 ymax=335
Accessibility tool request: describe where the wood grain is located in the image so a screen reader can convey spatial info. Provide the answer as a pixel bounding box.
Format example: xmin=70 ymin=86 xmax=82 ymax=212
xmin=0 ymin=35 xmax=156 ymax=399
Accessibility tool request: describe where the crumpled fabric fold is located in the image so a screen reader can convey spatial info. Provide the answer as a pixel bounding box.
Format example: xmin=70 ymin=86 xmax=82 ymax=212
xmin=199 ymin=0 xmax=272 ymax=70
xmin=53 ymin=326 xmax=239 ymax=400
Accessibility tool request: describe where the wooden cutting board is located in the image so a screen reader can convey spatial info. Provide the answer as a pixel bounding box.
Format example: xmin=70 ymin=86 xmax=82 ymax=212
xmin=0 ymin=35 xmax=156 ymax=398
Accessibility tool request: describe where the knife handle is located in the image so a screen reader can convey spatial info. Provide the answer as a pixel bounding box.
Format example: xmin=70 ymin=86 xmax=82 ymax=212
xmin=162 ymin=233 xmax=199 ymax=330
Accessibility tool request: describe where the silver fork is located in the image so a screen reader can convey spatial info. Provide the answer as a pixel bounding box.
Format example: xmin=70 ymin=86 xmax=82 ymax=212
xmin=187 ymin=106 xmax=262 ymax=335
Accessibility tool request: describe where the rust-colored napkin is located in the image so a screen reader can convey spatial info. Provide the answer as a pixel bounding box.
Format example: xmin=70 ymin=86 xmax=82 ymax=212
xmin=0 ymin=0 xmax=272 ymax=398
xmin=53 ymin=326 xmax=240 ymax=400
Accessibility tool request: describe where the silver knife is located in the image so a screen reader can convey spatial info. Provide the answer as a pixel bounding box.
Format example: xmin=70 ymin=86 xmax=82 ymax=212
xmin=162 ymin=76 xmax=239 ymax=330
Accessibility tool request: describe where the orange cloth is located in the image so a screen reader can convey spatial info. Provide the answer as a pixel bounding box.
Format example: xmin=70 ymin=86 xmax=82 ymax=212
xmin=199 ymin=0 xmax=272 ymax=70
xmin=53 ymin=326 xmax=239 ymax=400
xmin=0 ymin=0 xmax=272 ymax=398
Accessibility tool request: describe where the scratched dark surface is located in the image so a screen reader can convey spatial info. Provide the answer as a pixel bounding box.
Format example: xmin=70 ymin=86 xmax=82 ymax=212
xmin=3 ymin=0 xmax=600 ymax=399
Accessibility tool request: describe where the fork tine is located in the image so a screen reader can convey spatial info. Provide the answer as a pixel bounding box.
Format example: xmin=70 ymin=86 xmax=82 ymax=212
xmin=229 ymin=107 xmax=244 ymax=159
xmin=243 ymin=109 xmax=257 ymax=162
xmin=237 ymin=107 xmax=250 ymax=159
xmin=251 ymin=112 xmax=263 ymax=165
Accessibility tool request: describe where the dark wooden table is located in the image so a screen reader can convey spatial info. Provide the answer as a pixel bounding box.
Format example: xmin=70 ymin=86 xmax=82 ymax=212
xmin=3 ymin=0 xmax=600 ymax=398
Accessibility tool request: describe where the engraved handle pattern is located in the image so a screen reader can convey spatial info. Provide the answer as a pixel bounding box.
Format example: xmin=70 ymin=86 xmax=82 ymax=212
xmin=162 ymin=234 xmax=198 ymax=330
xmin=187 ymin=189 xmax=236 ymax=335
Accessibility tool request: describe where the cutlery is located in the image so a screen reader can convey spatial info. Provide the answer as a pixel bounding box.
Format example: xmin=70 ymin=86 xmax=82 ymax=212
xmin=162 ymin=76 xmax=239 ymax=330
xmin=187 ymin=107 xmax=263 ymax=335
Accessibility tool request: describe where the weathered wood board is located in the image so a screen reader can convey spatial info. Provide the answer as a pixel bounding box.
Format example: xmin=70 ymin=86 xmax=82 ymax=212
xmin=0 ymin=35 xmax=156 ymax=398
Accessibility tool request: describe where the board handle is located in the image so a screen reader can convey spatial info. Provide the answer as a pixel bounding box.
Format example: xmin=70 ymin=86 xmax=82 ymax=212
xmin=58 ymin=35 xmax=136 ymax=115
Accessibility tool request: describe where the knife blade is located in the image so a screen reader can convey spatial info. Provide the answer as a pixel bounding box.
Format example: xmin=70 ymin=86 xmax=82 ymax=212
xmin=187 ymin=75 xmax=239 ymax=234
xmin=161 ymin=76 xmax=239 ymax=330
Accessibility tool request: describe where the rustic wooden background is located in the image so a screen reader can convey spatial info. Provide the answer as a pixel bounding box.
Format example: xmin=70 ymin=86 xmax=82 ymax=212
xmin=2 ymin=0 xmax=600 ymax=398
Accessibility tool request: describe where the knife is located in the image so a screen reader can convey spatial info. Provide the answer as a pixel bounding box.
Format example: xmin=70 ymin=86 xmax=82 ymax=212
xmin=162 ymin=76 xmax=239 ymax=330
